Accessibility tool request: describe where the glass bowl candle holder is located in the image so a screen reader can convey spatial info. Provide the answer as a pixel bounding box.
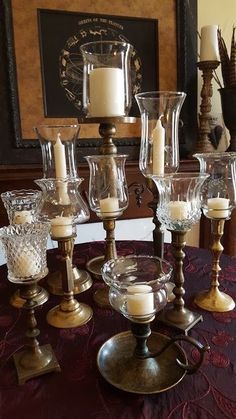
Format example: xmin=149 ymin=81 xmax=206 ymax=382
xmin=0 ymin=189 xmax=46 ymax=308
xmin=97 ymin=255 xmax=209 ymax=394
xmin=0 ymin=223 xmax=60 ymax=384
xmin=34 ymin=125 xmax=80 ymax=179
xmin=194 ymin=152 xmax=236 ymax=312
xmin=153 ymin=172 xmax=209 ymax=334
xmin=80 ymin=41 xmax=133 ymax=117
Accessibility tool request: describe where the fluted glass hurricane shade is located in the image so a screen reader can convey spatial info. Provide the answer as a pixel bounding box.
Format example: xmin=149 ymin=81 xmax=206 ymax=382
xmin=194 ymin=152 xmax=236 ymax=219
xmin=80 ymin=41 xmax=133 ymax=117
xmin=135 ymin=91 xmax=186 ymax=177
xmin=153 ymin=173 xmax=209 ymax=231
xmin=34 ymin=125 xmax=80 ymax=179
xmin=102 ymin=255 xmax=172 ymax=322
xmin=85 ymin=155 xmax=129 ymax=219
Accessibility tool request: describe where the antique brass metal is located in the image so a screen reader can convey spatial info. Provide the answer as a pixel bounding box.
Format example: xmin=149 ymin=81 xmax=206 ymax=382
xmin=145 ymin=177 xmax=164 ymax=259
xmin=13 ymin=284 xmax=60 ymax=385
xmin=46 ymin=236 xmax=93 ymax=328
xmin=194 ymin=219 xmax=235 ymax=312
xmin=158 ymin=230 xmax=202 ymax=334
xmin=10 ymin=285 xmax=49 ymax=309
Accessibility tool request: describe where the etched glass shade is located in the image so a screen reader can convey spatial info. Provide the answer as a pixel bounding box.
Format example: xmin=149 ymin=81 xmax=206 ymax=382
xmin=1 ymin=189 xmax=42 ymax=224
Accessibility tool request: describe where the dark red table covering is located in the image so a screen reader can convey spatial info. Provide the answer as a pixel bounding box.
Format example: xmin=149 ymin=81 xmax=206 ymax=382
xmin=0 ymin=241 xmax=235 ymax=419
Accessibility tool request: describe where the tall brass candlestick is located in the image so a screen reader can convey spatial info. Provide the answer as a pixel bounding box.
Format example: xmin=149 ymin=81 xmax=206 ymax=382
xmin=195 ymin=60 xmax=220 ymax=153
xmin=194 ymin=218 xmax=235 ymax=311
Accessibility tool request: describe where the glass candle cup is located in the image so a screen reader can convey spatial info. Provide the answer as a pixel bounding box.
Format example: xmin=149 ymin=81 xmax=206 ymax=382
xmin=135 ymin=91 xmax=186 ymax=177
xmin=85 ymin=155 xmax=128 ymax=219
xmin=80 ymin=41 xmax=133 ymax=117
xmin=102 ymin=255 xmax=172 ymax=322
xmin=194 ymin=152 xmax=236 ymax=219
xmin=0 ymin=223 xmax=49 ymax=284
xmin=1 ymin=189 xmax=42 ymax=225
xmin=34 ymin=125 xmax=80 ymax=179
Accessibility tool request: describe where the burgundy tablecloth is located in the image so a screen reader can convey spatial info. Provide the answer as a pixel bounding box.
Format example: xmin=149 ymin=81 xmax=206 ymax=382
xmin=0 ymin=241 xmax=235 ymax=419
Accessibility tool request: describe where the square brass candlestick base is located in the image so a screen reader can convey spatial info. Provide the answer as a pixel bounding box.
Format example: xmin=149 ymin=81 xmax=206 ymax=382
xmin=13 ymin=344 xmax=61 ymax=385
xmin=157 ymin=308 xmax=203 ymax=336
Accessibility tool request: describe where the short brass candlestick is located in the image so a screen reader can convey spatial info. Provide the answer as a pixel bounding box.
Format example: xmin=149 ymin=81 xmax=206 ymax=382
xmin=47 ymin=235 xmax=93 ymax=328
xmin=13 ymin=283 xmax=60 ymax=385
xmin=158 ymin=230 xmax=203 ymax=334
xmin=194 ymin=219 xmax=235 ymax=312
xmin=195 ymin=60 xmax=220 ymax=153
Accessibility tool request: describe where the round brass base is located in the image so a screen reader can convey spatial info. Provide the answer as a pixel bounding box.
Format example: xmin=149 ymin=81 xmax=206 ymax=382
xmin=10 ymin=286 xmax=49 ymax=309
xmin=93 ymin=286 xmax=110 ymax=308
xmin=194 ymin=288 xmax=235 ymax=312
xmin=97 ymin=331 xmax=187 ymax=394
xmin=46 ymin=302 xmax=93 ymax=328
xmin=86 ymin=256 xmax=105 ymax=280
xmin=47 ymin=268 xmax=93 ymax=296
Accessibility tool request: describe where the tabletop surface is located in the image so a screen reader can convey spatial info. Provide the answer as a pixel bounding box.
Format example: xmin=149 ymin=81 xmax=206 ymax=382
xmin=0 ymin=240 xmax=235 ymax=419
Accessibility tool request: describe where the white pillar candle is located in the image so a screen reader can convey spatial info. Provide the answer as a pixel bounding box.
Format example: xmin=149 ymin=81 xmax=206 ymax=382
xmin=127 ymin=284 xmax=154 ymax=315
xmin=99 ymin=197 xmax=120 ymax=217
xmin=207 ymin=197 xmax=230 ymax=218
xmin=13 ymin=246 xmax=40 ymax=278
xmin=152 ymin=118 xmax=165 ymax=175
xmin=200 ymin=25 xmax=220 ymax=61
xmin=168 ymin=201 xmax=189 ymax=220
xmin=51 ymin=216 xmax=73 ymax=238
xmin=89 ymin=67 xmax=125 ymax=117
xmin=13 ymin=210 xmax=33 ymax=224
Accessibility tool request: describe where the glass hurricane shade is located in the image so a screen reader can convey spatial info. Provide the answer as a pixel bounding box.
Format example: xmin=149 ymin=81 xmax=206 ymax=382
xmin=80 ymin=41 xmax=133 ymax=117
xmin=135 ymin=91 xmax=186 ymax=177
xmin=1 ymin=189 xmax=42 ymax=224
xmin=34 ymin=125 xmax=80 ymax=179
xmin=194 ymin=152 xmax=236 ymax=219
xmin=85 ymin=154 xmax=129 ymax=219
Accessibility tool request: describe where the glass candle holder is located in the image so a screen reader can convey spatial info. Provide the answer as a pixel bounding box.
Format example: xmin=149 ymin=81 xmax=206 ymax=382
xmin=80 ymin=41 xmax=133 ymax=117
xmin=0 ymin=223 xmax=49 ymax=284
xmin=135 ymin=91 xmax=186 ymax=177
xmin=85 ymin=154 xmax=128 ymax=219
xmin=194 ymin=152 xmax=236 ymax=220
xmin=1 ymin=189 xmax=42 ymax=224
xmin=102 ymin=255 xmax=172 ymax=322
xmin=34 ymin=125 xmax=80 ymax=179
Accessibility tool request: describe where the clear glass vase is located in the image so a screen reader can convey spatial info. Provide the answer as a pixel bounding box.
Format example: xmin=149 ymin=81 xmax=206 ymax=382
xmin=85 ymin=155 xmax=128 ymax=219
xmin=194 ymin=152 xmax=236 ymax=219
xmin=1 ymin=189 xmax=42 ymax=224
xmin=135 ymin=91 xmax=186 ymax=177
xmin=34 ymin=125 xmax=80 ymax=179
xmin=80 ymin=41 xmax=133 ymax=117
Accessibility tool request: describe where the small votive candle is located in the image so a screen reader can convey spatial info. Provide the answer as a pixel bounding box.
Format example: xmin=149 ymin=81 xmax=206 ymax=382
xmin=13 ymin=245 xmax=40 ymax=278
xmin=207 ymin=197 xmax=230 ymax=218
xmin=168 ymin=201 xmax=189 ymax=220
xmin=51 ymin=216 xmax=73 ymax=238
xmin=13 ymin=210 xmax=33 ymax=224
xmin=126 ymin=284 xmax=154 ymax=316
xmin=99 ymin=197 xmax=120 ymax=217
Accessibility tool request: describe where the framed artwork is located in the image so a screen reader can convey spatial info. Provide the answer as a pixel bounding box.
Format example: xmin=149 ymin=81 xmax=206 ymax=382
xmin=1 ymin=0 xmax=197 ymax=164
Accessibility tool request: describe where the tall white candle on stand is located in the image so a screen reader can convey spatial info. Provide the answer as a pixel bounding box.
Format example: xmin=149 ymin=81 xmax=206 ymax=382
xmin=53 ymin=133 xmax=69 ymax=204
xmin=89 ymin=67 xmax=125 ymax=117
xmin=207 ymin=197 xmax=229 ymax=218
xmin=99 ymin=196 xmax=120 ymax=217
xmin=126 ymin=284 xmax=154 ymax=315
xmin=152 ymin=118 xmax=165 ymax=175
xmin=200 ymin=25 xmax=220 ymax=61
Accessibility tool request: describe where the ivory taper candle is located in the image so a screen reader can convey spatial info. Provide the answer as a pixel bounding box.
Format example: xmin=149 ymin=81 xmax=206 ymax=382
xmin=152 ymin=118 xmax=165 ymax=175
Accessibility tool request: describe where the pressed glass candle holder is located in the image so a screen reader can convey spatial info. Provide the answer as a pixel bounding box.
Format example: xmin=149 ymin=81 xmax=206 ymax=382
xmin=34 ymin=125 xmax=80 ymax=179
xmin=96 ymin=255 xmax=209 ymax=394
xmin=80 ymin=41 xmax=133 ymax=117
xmin=0 ymin=223 xmax=60 ymax=384
xmin=194 ymin=152 xmax=236 ymax=312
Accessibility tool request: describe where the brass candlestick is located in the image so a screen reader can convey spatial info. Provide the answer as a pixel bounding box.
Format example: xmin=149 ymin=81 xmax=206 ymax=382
xmin=46 ymin=235 xmax=93 ymax=328
xmin=195 ymin=60 xmax=220 ymax=153
xmin=194 ymin=219 xmax=235 ymax=312
xmin=14 ymin=284 xmax=60 ymax=385
xmin=158 ymin=230 xmax=203 ymax=334
xmin=145 ymin=177 xmax=164 ymax=259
